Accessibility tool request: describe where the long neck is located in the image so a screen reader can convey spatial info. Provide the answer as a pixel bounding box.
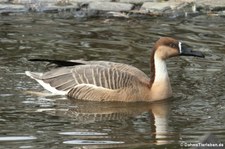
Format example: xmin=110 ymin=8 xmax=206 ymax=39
xmin=150 ymin=46 xmax=170 ymax=86
xmin=153 ymin=55 xmax=169 ymax=83
xmin=149 ymin=52 xmax=172 ymax=101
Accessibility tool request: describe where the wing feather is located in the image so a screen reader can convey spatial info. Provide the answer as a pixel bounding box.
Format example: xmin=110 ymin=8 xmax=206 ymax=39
xmin=67 ymin=84 xmax=116 ymax=101
xmin=26 ymin=61 xmax=149 ymax=94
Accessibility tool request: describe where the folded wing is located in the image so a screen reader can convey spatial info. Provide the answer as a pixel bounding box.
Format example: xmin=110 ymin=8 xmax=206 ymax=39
xmin=26 ymin=61 xmax=150 ymax=101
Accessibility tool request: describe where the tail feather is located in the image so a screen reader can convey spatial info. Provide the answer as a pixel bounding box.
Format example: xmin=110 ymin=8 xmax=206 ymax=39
xmin=25 ymin=71 xmax=67 ymax=95
xmin=28 ymin=59 xmax=85 ymax=67
xmin=25 ymin=71 xmax=43 ymax=80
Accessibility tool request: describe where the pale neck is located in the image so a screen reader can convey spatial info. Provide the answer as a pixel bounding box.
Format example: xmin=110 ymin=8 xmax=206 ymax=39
xmin=153 ymin=55 xmax=169 ymax=83
xmin=149 ymin=55 xmax=172 ymax=101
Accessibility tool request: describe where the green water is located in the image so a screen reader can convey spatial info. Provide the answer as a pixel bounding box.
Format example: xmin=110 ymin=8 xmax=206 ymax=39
xmin=0 ymin=14 xmax=225 ymax=148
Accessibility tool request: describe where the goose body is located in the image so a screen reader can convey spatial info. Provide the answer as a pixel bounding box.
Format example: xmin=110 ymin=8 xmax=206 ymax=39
xmin=25 ymin=37 xmax=204 ymax=102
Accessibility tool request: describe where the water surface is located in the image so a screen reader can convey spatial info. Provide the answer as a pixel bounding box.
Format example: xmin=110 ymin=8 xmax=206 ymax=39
xmin=0 ymin=14 xmax=225 ymax=148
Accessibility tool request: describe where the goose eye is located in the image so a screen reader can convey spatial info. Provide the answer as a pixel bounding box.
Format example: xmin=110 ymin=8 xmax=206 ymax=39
xmin=170 ymin=43 xmax=177 ymax=48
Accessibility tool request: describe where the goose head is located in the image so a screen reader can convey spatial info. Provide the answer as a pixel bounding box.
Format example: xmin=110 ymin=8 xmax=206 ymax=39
xmin=149 ymin=37 xmax=204 ymax=99
xmin=152 ymin=37 xmax=205 ymax=60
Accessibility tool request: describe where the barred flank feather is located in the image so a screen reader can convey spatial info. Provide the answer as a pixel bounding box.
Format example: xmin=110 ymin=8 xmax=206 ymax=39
xmin=26 ymin=61 xmax=150 ymax=101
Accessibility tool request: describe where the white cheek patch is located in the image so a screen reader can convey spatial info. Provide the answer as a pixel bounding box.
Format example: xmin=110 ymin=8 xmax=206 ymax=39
xmin=178 ymin=41 xmax=182 ymax=54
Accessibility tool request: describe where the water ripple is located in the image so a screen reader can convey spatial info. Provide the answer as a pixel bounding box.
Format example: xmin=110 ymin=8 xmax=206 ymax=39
xmin=0 ymin=136 xmax=37 ymax=141
xmin=59 ymin=131 xmax=108 ymax=136
xmin=63 ymin=139 xmax=124 ymax=145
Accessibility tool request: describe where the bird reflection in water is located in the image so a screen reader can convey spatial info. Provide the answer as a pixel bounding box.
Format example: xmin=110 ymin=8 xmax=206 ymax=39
xmin=36 ymin=99 xmax=170 ymax=147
